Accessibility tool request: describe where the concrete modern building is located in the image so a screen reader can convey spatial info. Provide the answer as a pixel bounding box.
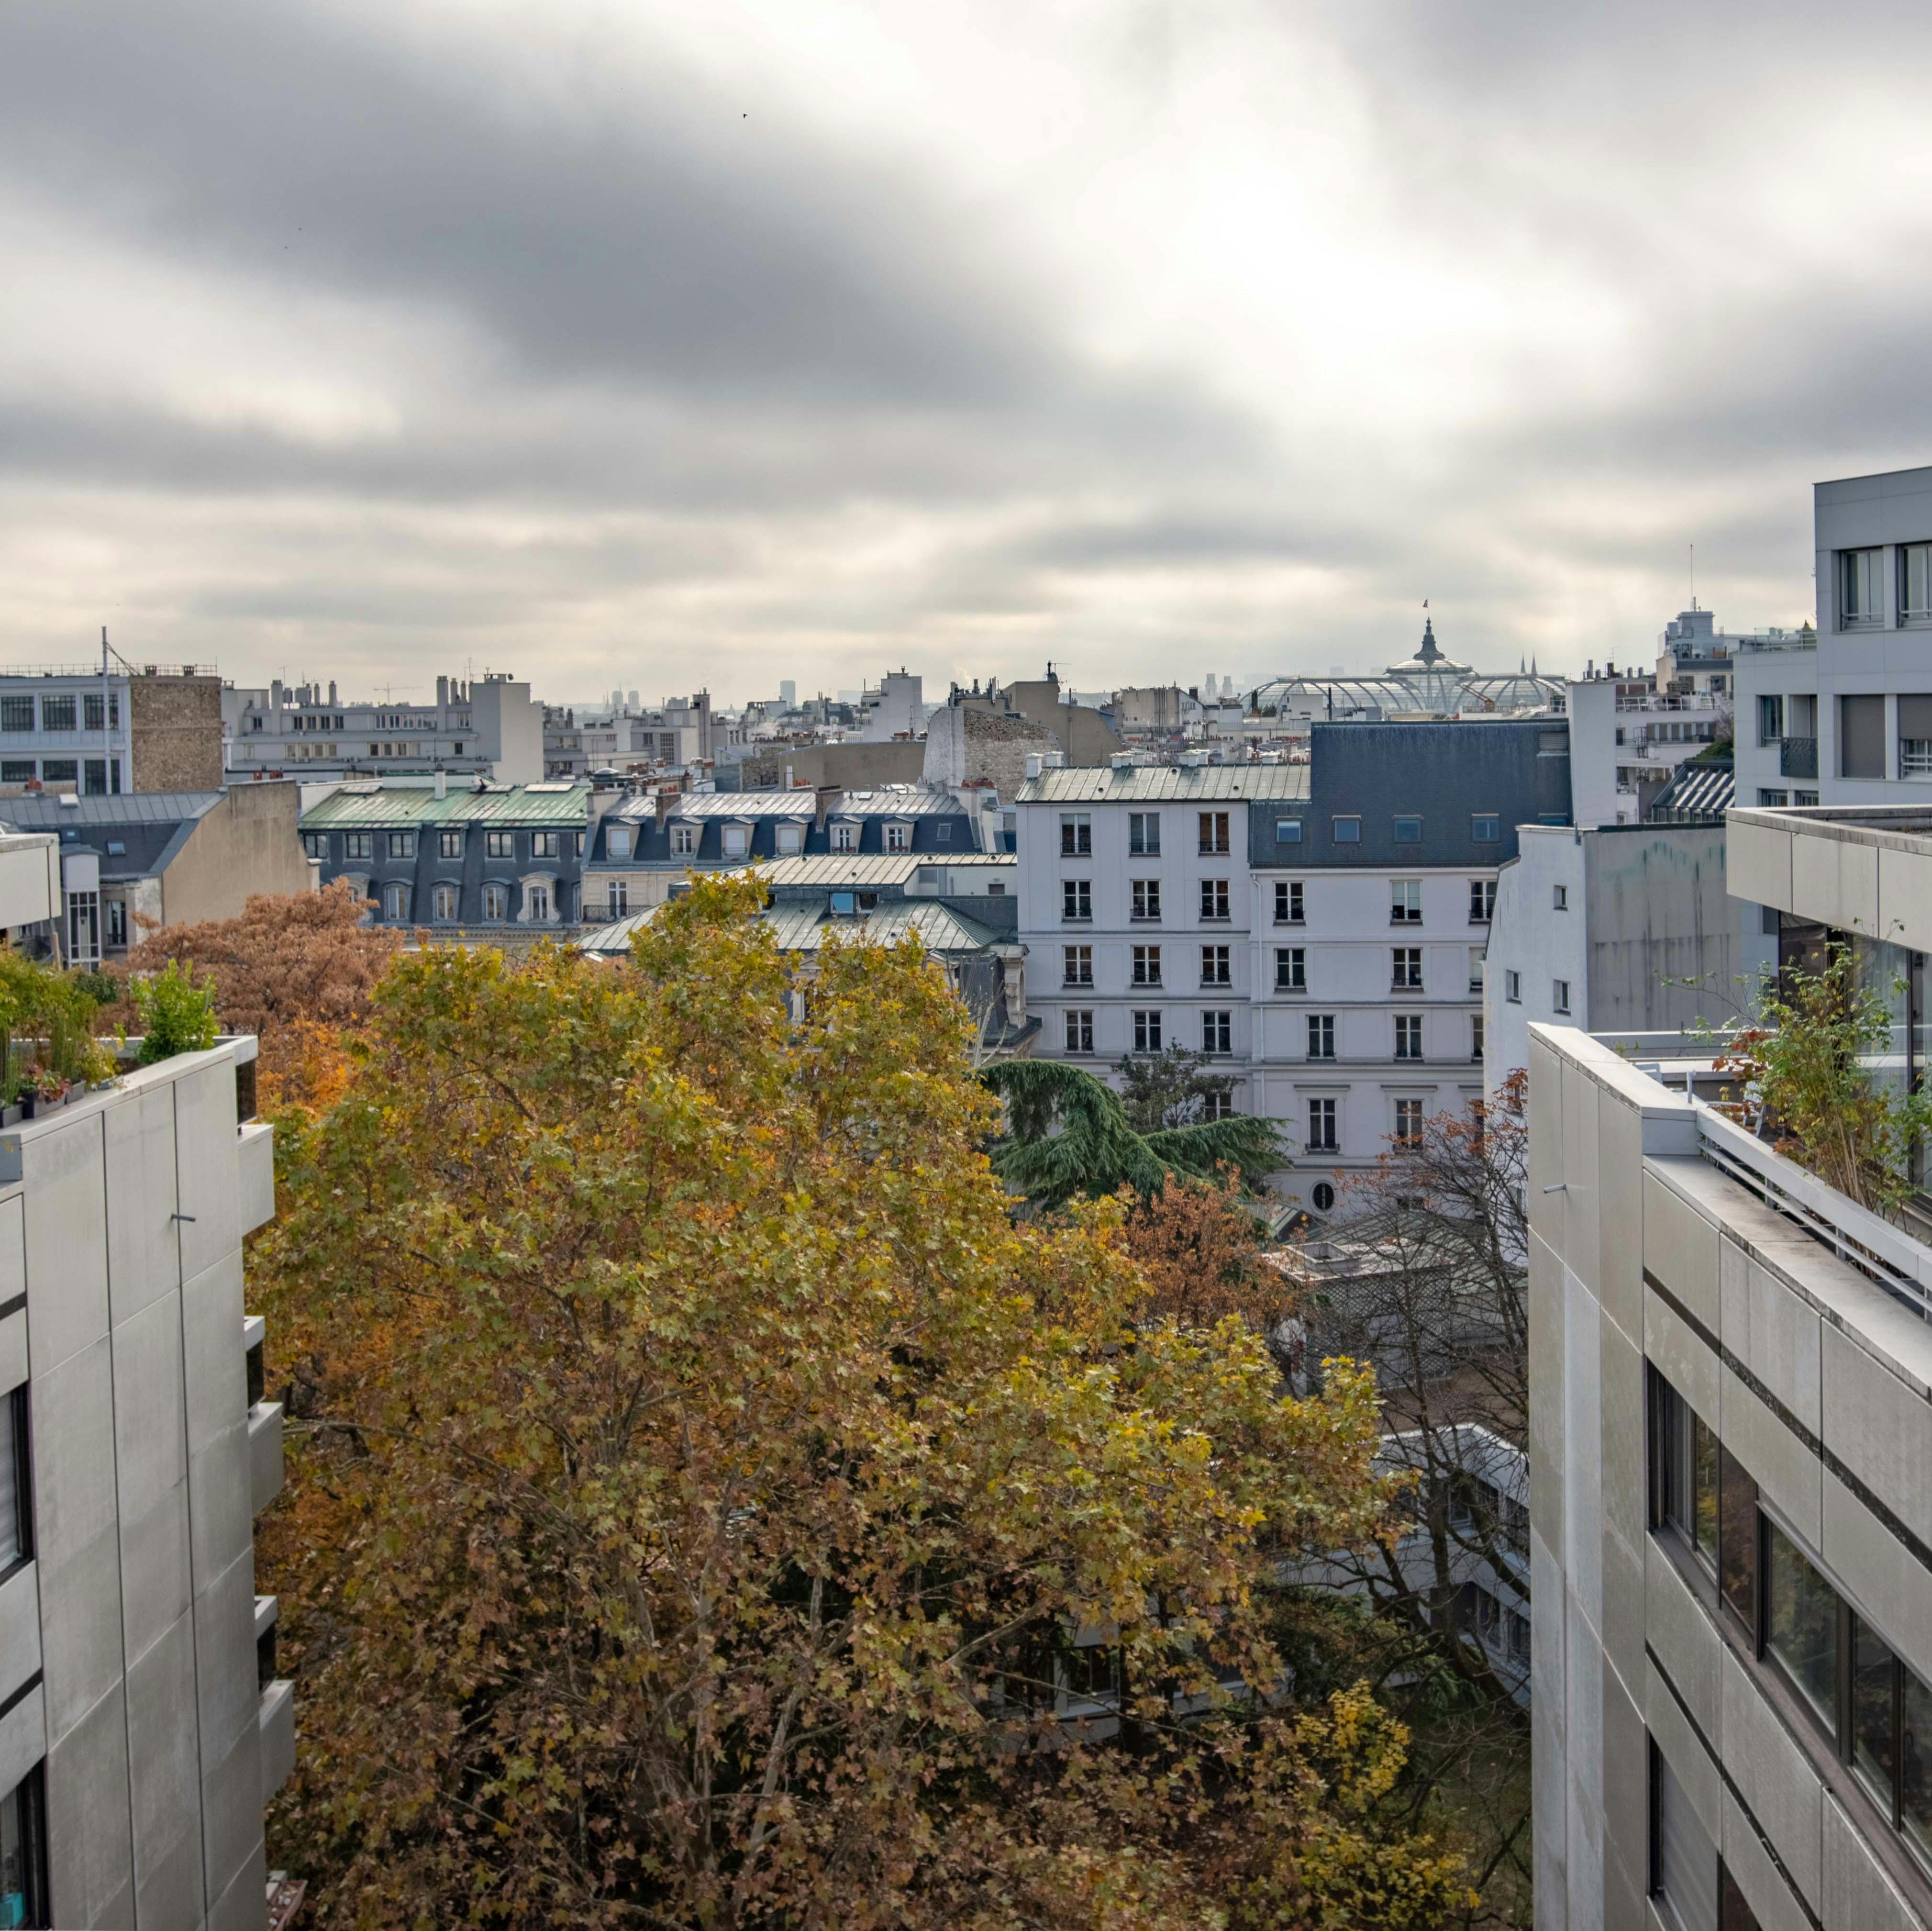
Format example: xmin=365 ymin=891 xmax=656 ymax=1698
xmin=0 ymin=787 xmax=314 ymax=967
xmin=0 ymin=825 xmax=289 ymax=1927
xmin=224 ymin=673 xmax=543 ymax=786
xmin=1482 ymin=822 xmax=1739 ymax=1090
xmin=0 ymin=665 xmax=223 ymax=798
xmin=1567 ymin=666 xmax=1730 ymax=830
xmin=1016 ymin=719 xmax=1571 ymax=1212
xmin=1531 ymin=803 xmax=1932 ymax=1931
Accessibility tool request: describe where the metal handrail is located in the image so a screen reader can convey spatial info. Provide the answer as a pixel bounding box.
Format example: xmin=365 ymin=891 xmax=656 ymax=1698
xmin=1694 ymin=1103 xmax=1932 ymax=1321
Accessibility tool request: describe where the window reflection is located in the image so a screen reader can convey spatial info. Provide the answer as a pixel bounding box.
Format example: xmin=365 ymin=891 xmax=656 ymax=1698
xmin=1765 ymin=1523 xmax=1837 ymax=1734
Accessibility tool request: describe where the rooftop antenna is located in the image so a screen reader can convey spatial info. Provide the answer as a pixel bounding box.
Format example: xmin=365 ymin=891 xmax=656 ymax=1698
xmin=1690 ymin=543 xmax=1697 ymax=612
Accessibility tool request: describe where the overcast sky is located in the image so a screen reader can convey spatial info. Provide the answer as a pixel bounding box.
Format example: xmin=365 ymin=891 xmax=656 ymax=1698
xmin=4 ymin=0 xmax=1931 ymax=704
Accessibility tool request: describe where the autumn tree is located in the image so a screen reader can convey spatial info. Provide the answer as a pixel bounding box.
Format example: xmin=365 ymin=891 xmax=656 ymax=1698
xmin=1117 ymin=1171 xmax=1293 ymax=1335
xmin=109 ymin=880 xmax=399 ymax=1101
xmin=255 ymin=874 xmax=1470 ymax=1931
xmin=1279 ymin=1075 xmax=1533 ymax=1925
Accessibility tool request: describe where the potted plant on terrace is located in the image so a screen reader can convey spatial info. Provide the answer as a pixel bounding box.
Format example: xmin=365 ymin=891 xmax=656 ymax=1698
xmin=1713 ymin=942 xmax=1932 ymax=1220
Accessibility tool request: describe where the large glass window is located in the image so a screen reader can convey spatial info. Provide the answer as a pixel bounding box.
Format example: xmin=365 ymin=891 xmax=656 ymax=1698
xmin=1842 ymin=547 xmax=1885 ymax=624
xmin=1655 ymin=1375 xmax=1718 ymax=1572
xmin=1765 ymin=1521 xmax=1838 ymax=1732
xmin=1718 ymin=1446 xmax=1757 ymax=1634
xmin=1852 ymin=1616 xmax=1897 ymax=1813
xmin=1128 ymin=812 xmax=1160 ymax=856
xmin=1903 ymin=543 xmax=1932 ymax=622
xmin=0 ymin=1389 xmax=28 ymax=1573
xmin=1901 ymin=1666 xmax=1932 ymax=1859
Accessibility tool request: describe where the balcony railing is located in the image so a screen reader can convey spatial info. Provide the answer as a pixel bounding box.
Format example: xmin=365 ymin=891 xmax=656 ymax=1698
xmin=1696 ymin=1104 xmax=1932 ymax=1322
xmin=1780 ymin=736 xmax=1819 ymax=780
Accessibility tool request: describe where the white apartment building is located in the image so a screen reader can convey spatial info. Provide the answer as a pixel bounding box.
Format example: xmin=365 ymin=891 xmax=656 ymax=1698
xmin=1016 ymin=720 xmax=1572 ymax=1213
xmin=1532 ymin=802 xmax=1932 ymax=1931
xmin=1481 ymin=822 xmax=1739 ymax=1093
xmin=224 ymin=673 xmax=542 ymax=786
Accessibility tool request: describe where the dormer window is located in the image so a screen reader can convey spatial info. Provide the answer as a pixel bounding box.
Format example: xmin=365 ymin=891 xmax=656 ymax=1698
xmin=886 ymin=821 xmax=911 ymax=853
xmin=833 ymin=822 xmax=858 ymax=853
xmin=775 ymin=822 xmax=806 ymax=856
xmin=606 ymin=824 xmax=634 ymax=860
xmin=721 ymin=824 xmax=751 ymax=859
xmin=670 ymin=824 xmax=698 ymax=857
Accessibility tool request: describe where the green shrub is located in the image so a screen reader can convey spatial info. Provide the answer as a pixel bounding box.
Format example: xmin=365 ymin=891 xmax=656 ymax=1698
xmin=133 ymin=960 xmax=219 ymax=1066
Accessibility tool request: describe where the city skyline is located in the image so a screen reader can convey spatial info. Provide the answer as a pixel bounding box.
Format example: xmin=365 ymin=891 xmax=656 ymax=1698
xmin=3 ymin=0 xmax=1924 ymax=695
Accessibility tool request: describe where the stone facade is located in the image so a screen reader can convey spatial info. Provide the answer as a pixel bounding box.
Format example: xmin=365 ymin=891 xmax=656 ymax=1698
xmin=129 ymin=675 xmax=224 ymax=794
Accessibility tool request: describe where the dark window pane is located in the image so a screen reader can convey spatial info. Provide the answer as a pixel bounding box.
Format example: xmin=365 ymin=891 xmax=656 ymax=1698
xmin=1719 ymin=1865 xmax=1759 ymax=1931
xmin=1902 ymin=1666 xmax=1932 ymax=1862
xmin=1765 ymin=1522 xmax=1838 ymax=1735
xmin=1851 ymin=1617 xmax=1896 ymax=1815
xmin=1718 ymin=1447 xmax=1757 ymax=1636
xmin=1691 ymin=1412 xmax=1718 ymax=1568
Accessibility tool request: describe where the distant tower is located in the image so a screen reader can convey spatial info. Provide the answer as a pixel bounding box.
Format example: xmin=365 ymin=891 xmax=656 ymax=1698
xmin=780 ymin=679 xmax=797 ymax=709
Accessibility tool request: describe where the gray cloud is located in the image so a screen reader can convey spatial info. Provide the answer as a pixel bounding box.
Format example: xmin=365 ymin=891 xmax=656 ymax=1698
xmin=1 ymin=0 xmax=1929 ymax=695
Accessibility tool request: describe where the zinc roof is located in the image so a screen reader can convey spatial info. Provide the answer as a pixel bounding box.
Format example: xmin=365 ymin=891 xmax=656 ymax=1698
xmin=576 ymin=897 xmax=1001 ymax=959
xmin=300 ymin=783 xmax=592 ymax=829
xmin=0 ymin=790 xmax=222 ymax=827
xmin=716 ymin=852 xmax=1013 ymax=889
xmin=1016 ymin=766 xmax=1310 ymax=804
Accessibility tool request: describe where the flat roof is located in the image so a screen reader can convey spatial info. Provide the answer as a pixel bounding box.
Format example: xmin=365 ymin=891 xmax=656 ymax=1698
xmin=1017 ymin=766 xmax=1311 ymax=804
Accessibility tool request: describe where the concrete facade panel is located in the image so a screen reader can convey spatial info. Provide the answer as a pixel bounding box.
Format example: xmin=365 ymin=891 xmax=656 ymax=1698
xmin=45 ymin=1682 xmax=135 ymax=1928
xmin=193 ymin=1551 xmax=260 ymax=1764
xmin=1820 ymin=1322 xmax=1932 ymax=1554
xmin=1720 ymin=1364 xmax=1822 ymax=1549
xmin=1646 ymin=1538 xmax=1721 ymax=1741
xmin=236 ymin=1121 xmax=274 ymax=1238
xmin=205 ymin=1833 xmax=267 ymax=1931
xmin=22 ymin=1115 xmax=108 ymax=1376
xmin=1645 ymin=1651 xmax=1722 ymax=1843
xmin=1720 ymin=1243 xmax=1823 ymax=1439
xmin=1721 ymin=1789 xmax=1811 ymax=1931
xmin=1821 ymin=1790 xmax=1916 ymax=1931
xmin=0 ymin=1684 xmax=44 ymax=1812
xmin=111 ymin=1290 xmax=193 ymax=1665
xmin=200 ymin=1715 xmax=264 ymax=1914
xmin=0 ymin=1563 xmax=40 ymax=1708
xmin=1643 ymin=1166 xmax=1720 ymax=1331
xmin=1726 ymin=818 xmax=1794 ymax=914
xmin=1790 ymin=823 xmax=1878 ymax=935
xmin=1600 ymin=1311 xmax=1648 ymax=1689
xmin=124 ymin=1611 xmax=208 ymax=1931
xmin=248 ymin=1403 xmax=283 ymax=1516
xmin=1645 ymin=1284 xmax=1721 ymax=1428
xmin=32 ymin=1337 xmax=125 ymax=1746
xmin=1531 ymin=1230 xmax=1566 ymax=1551
xmin=1530 ymin=1035 xmax=1565 ymax=1260
xmin=104 ymin=1084 xmax=180 ymax=1328
xmin=1602 ymin=1653 xmax=1648 ymax=1896
xmin=187 ymin=1419 xmax=251 ymax=1599
xmin=1564 ymin=1061 xmax=1603 ymax=1297
xmin=0 ymin=1309 xmax=24 ymax=1398
xmin=257 ymin=1680 xmax=294 ymax=1806
xmin=181 ymin=1252 xmax=245 ymax=1462
xmin=1820 ymin=1469 xmax=1932 ymax=1694
xmin=172 ymin=1058 xmax=241 ymax=1283
xmin=1598 ymin=1086 xmax=1645 ymax=1344
xmin=1565 ymin=1265 xmax=1605 ymax=1632
xmin=1721 ymin=1650 xmax=1822 ymax=1908
xmin=0 ymin=1196 xmax=23 ymax=1315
